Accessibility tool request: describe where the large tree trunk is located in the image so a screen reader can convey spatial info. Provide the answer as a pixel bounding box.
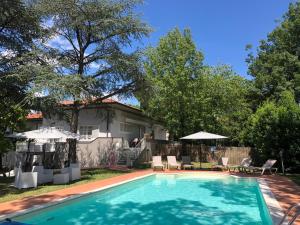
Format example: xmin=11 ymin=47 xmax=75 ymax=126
xmin=67 ymin=139 xmax=77 ymax=165
xmin=68 ymin=106 xmax=79 ymax=165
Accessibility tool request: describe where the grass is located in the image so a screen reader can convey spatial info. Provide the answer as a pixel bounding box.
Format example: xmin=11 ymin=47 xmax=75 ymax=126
xmin=285 ymin=174 xmax=300 ymax=186
xmin=191 ymin=162 xmax=214 ymax=169
xmin=0 ymin=168 xmax=130 ymax=203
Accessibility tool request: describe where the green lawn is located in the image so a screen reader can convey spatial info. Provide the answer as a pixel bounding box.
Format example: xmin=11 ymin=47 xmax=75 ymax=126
xmin=0 ymin=168 xmax=129 ymax=203
xmin=285 ymin=174 xmax=300 ymax=186
xmin=191 ymin=162 xmax=214 ymax=169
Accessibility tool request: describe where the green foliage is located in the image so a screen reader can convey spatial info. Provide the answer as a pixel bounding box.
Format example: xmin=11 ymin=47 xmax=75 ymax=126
xmin=243 ymin=91 xmax=300 ymax=168
xmin=0 ymin=0 xmax=42 ymax=155
xmin=138 ymin=28 xmax=204 ymax=139
xmin=138 ymin=28 xmax=251 ymax=142
xmin=198 ymin=66 xmax=252 ymax=144
xmin=33 ymin=0 xmax=151 ymax=103
xmin=247 ymin=2 xmax=300 ymax=104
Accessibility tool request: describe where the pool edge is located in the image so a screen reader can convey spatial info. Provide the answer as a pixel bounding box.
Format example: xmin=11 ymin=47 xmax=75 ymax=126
xmin=257 ymin=178 xmax=286 ymax=225
xmin=0 ymin=173 xmax=155 ymax=221
xmin=1 ymin=172 xmax=286 ymax=225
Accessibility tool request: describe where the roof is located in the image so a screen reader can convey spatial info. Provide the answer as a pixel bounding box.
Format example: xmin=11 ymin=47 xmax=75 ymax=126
xmin=26 ymin=112 xmax=43 ymax=120
xmin=26 ymin=99 xmax=142 ymax=120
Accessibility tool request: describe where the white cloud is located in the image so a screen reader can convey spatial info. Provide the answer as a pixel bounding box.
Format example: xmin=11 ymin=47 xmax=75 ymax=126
xmin=89 ymin=62 xmax=99 ymax=69
xmin=0 ymin=49 xmax=16 ymax=58
xmin=46 ymin=35 xmax=75 ymax=50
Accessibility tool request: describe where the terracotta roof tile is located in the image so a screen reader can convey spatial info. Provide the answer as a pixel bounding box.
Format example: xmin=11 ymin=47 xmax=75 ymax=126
xmin=26 ymin=112 xmax=43 ymax=120
xmin=26 ymin=99 xmax=141 ymax=120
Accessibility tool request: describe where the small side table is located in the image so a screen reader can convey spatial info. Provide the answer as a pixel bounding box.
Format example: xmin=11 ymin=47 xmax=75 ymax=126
xmin=182 ymin=164 xmax=193 ymax=170
xmin=53 ymin=173 xmax=69 ymax=184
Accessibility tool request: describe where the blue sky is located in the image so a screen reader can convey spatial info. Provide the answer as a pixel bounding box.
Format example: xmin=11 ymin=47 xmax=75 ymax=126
xmin=123 ymin=0 xmax=295 ymax=105
xmin=136 ymin=0 xmax=295 ymax=78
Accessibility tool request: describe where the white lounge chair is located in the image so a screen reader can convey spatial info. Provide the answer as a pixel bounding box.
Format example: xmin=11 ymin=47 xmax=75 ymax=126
xmin=167 ymin=156 xmax=180 ymax=170
xmin=152 ymin=156 xmax=164 ymax=170
xmin=32 ymin=166 xmax=53 ymax=184
xmin=14 ymin=167 xmax=37 ymax=189
xmin=229 ymin=157 xmax=252 ymax=172
xmin=250 ymin=159 xmax=278 ymax=175
xmin=181 ymin=156 xmax=193 ymax=170
xmin=213 ymin=157 xmax=229 ymax=170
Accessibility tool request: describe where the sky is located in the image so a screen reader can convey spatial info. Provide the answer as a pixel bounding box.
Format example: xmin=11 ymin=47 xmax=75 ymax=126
xmin=136 ymin=0 xmax=295 ymax=78
xmin=122 ymin=0 xmax=295 ymax=105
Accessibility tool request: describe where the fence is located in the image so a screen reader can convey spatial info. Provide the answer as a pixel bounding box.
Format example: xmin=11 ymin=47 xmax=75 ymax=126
xmin=144 ymin=140 xmax=251 ymax=165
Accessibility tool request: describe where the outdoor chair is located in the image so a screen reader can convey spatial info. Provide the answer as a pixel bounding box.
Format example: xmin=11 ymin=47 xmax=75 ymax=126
xmin=152 ymin=156 xmax=164 ymax=170
xmin=229 ymin=158 xmax=252 ymax=172
xmin=213 ymin=157 xmax=229 ymax=171
xmin=167 ymin=156 xmax=181 ymax=170
xmin=181 ymin=156 xmax=194 ymax=170
xmin=14 ymin=167 xmax=37 ymax=189
xmin=248 ymin=159 xmax=278 ymax=175
xmin=32 ymin=165 xmax=53 ymax=184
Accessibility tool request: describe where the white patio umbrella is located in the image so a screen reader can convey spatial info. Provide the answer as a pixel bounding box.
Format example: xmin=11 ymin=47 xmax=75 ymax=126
xmin=6 ymin=127 xmax=80 ymax=170
xmin=180 ymin=131 xmax=228 ymax=168
xmin=7 ymin=127 xmax=80 ymax=141
xmin=180 ymin=131 xmax=227 ymax=140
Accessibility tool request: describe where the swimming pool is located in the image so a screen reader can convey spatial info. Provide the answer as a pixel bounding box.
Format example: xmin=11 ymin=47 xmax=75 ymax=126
xmin=13 ymin=174 xmax=273 ymax=225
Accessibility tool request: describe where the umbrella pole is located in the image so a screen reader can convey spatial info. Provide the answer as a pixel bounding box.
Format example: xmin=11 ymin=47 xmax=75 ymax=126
xmin=199 ymin=141 xmax=202 ymax=169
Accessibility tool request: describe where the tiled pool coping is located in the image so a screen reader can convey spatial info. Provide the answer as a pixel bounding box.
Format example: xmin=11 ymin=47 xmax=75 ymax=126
xmin=0 ymin=170 xmax=298 ymax=224
xmin=258 ymin=179 xmax=284 ymax=225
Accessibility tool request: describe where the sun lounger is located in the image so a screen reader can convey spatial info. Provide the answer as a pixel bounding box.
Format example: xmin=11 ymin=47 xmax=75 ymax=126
xmin=249 ymin=159 xmax=278 ymax=175
xmin=181 ymin=156 xmax=193 ymax=170
xmin=152 ymin=156 xmax=164 ymax=170
xmin=213 ymin=157 xmax=229 ymax=170
xmin=167 ymin=156 xmax=180 ymax=170
xmin=229 ymin=158 xmax=252 ymax=172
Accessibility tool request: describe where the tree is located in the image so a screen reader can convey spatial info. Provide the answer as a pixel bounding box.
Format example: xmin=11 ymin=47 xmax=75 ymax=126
xmin=137 ymin=28 xmax=204 ymax=140
xmin=247 ymin=2 xmax=300 ymax=105
xmin=198 ymin=66 xmax=252 ymax=144
xmin=0 ymin=0 xmax=42 ymax=172
xmin=33 ymin=0 xmax=151 ymax=162
xmin=242 ymin=91 xmax=300 ymax=170
xmin=137 ymin=28 xmax=251 ymax=144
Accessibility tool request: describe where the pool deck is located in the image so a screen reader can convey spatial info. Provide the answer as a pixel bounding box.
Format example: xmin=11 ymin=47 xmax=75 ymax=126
xmin=0 ymin=170 xmax=299 ymax=224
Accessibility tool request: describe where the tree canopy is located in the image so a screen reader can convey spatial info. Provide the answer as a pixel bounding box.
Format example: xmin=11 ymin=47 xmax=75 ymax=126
xmin=247 ymin=2 xmax=300 ymax=105
xmin=137 ymin=28 xmax=251 ymax=143
xmin=0 ymin=0 xmax=42 ymax=169
xmin=243 ymin=91 xmax=300 ymax=169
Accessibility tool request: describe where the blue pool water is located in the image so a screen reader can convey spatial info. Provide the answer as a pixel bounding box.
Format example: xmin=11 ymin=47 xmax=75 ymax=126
xmin=13 ymin=174 xmax=273 ymax=225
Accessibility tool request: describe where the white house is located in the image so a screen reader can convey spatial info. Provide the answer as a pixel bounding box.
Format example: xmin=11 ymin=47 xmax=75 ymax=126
xmin=25 ymin=99 xmax=168 ymax=145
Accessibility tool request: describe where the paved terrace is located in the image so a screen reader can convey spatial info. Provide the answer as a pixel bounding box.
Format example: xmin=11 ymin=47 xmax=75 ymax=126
xmin=0 ymin=170 xmax=299 ymax=224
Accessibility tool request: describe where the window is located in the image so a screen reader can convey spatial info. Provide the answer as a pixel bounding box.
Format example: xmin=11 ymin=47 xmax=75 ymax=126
xmin=120 ymin=122 xmax=136 ymax=133
xmin=79 ymin=126 xmax=93 ymax=139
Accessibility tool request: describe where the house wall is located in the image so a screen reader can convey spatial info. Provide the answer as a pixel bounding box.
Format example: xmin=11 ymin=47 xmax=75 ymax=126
xmin=77 ymin=137 xmax=123 ymax=168
xmin=39 ymin=107 xmax=168 ymax=142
